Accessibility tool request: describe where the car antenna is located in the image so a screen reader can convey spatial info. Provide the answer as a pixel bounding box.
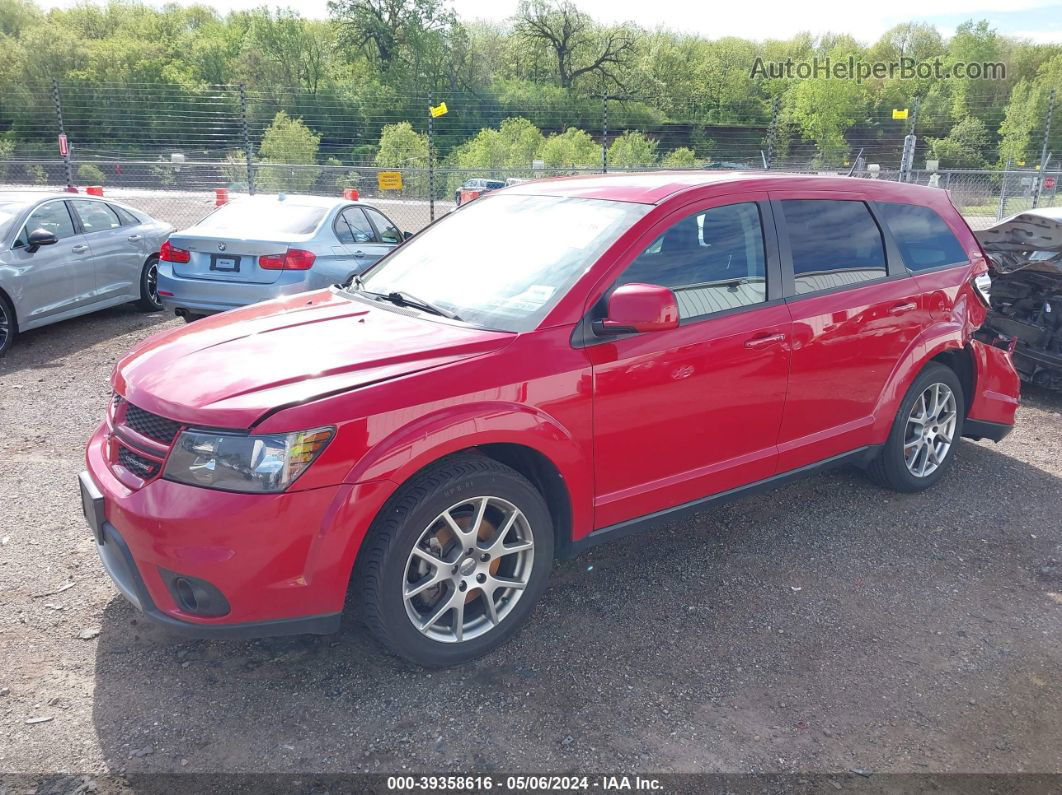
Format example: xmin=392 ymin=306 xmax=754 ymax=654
xmin=847 ymin=148 xmax=864 ymax=178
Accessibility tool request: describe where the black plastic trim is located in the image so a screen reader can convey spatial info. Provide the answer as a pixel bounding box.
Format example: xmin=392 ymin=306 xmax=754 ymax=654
xmin=560 ymin=446 xmax=881 ymax=558
xmin=962 ymin=418 xmax=1013 ymax=443
xmin=94 ymin=520 xmax=341 ymax=639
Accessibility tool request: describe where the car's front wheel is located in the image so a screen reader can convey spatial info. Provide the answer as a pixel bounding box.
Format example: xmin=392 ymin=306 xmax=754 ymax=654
xmin=867 ymin=362 xmax=965 ymax=492
xmin=0 ymin=292 xmax=16 ymax=356
xmin=357 ymin=454 xmax=554 ymax=667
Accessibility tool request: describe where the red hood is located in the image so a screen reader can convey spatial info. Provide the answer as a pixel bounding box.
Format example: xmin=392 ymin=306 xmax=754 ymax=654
xmin=113 ymin=290 xmax=513 ymax=428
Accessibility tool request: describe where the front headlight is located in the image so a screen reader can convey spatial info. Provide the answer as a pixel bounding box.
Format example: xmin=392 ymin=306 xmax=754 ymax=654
xmin=163 ymin=427 xmax=334 ymax=493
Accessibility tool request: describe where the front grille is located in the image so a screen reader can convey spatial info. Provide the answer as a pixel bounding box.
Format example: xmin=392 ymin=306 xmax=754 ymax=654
xmin=124 ymin=402 xmax=181 ymax=444
xmin=118 ymin=447 xmax=161 ymax=479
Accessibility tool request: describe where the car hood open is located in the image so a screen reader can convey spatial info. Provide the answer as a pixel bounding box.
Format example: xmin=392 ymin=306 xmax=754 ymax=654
xmin=975 ymin=207 xmax=1062 ymax=276
xmin=113 ymin=290 xmax=514 ymax=429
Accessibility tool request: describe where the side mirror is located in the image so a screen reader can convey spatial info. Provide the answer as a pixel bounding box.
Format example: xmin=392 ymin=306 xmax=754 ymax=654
xmin=26 ymin=227 xmax=59 ymax=253
xmin=403 ymin=230 xmax=414 ymax=241
xmin=595 ymin=283 xmax=680 ymax=336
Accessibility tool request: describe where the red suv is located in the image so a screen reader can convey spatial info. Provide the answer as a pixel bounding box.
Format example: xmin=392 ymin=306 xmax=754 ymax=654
xmin=80 ymin=173 xmax=1020 ymax=666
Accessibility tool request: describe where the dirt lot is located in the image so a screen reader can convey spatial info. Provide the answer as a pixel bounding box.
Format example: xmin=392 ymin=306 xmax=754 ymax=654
xmin=1 ymin=304 xmax=1061 ymax=778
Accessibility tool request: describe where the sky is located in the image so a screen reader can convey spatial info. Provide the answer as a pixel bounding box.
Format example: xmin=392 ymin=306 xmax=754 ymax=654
xmin=36 ymin=0 xmax=1062 ymax=43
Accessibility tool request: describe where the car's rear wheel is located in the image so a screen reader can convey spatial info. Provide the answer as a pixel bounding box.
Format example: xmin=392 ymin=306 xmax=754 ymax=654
xmin=867 ymin=362 xmax=964 ymax=492
xmin=357 ymin=453 xmax=554 ymax=667
xmin=0 ymin=292 xmax=16 ymax=356
xmin=135 ymin=255 xmax=162 ymax=311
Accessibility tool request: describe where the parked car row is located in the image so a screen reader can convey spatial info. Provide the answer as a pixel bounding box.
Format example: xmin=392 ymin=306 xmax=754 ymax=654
xmin=0 ymin=193 xmax=171 ymax=355
xmin=77 ymin=171 xmax=1021 ymax=667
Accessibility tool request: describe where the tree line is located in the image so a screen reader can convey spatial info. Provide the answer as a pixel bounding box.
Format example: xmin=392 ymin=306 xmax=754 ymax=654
xmin=2 ymin=0 xmax=1062 ymax=172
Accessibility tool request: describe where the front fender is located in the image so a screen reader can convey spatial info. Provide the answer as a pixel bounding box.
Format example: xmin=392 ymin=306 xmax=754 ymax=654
xmin=342 ymin=401 xmax=593 ymax=539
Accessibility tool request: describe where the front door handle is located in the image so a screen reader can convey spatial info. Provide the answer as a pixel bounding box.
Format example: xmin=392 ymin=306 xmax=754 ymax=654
xmin=127 ymin=234 xmax=143 ymax=242
xmin=889 ymin=301 xmax=918 ymax=315
xmin=353 ymin=250 xmax=367 ymax=258
xmin=744 ymin=332 xmax=786 ymax=349
xmin=71 ymin=244 xmax=88 ymax=254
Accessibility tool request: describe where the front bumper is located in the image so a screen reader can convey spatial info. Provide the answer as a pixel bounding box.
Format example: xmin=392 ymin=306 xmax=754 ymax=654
xmin=81 ymin=424 xmax=391 ymax=637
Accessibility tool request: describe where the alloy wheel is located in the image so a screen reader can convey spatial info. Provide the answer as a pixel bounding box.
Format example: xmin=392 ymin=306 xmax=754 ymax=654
xmin=904 ymin=382 xmax=958 ymax=478
xmin=403 ymin=495 xmax=535 ymax=643
xmin=147 ymin=260 xmax=160 ymax=305
xmin=0 ymin=301 xmax=8 ymax=350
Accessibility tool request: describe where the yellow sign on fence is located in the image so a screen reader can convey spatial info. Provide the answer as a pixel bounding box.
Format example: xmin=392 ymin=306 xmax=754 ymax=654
xmin=892 ymin=108 xmax=909 ymax=120
xmin=429 ymin=102 xmax=448 ymax=118
xmin=377 ymin=171 xmax=403 ymax=191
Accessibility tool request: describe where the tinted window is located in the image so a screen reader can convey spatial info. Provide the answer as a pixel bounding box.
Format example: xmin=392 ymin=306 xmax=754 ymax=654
xmin=782 ymin=200 xmax=887 ymax=294
xmin=16 ymin=201 xmax=76 ymax=246
xmin=111 ymin=205 xmax=142 ymax=226
xmin=878 ymin=203 xmax=968 ymax=271
xmin=364 ymin=206 xmax=402 ymax=244
xmin=335 ymin=207 xmax=376 ymax=244
xmin=618 ymin=202 xmax=767 ymax=319
xmin=72 ymin=200 xmax=121 ymax=234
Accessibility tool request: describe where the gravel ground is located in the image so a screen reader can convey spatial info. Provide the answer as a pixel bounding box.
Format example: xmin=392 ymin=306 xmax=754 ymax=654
xmin=1 ymin=304 xmax=1061 ymax=777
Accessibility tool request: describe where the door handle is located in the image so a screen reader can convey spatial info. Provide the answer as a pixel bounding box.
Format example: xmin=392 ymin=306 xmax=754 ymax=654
xmin=889 ymin=301 xmax=918 ymax=315
xmin=353 ymin=250 xmax=367 ymax=258
xmin=744 ymin=332 xmax=786 ymax=349
xmin=71 ymin=244 xmax=88 ymax=254
xmin=127 ymin=234 xmax=143 ymax=242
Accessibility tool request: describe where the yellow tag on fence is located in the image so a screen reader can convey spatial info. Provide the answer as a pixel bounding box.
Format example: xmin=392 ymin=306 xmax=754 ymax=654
xmin=892 ymin=108 xmax=909 ymax=120
xmin=377 ymin=171 xmax=403 ymax=190
xmin=429 ymin=102 xmax=448 ymax=118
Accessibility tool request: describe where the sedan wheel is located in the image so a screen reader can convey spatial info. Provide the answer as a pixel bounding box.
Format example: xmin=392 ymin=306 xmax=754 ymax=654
xmin=136 ymin=256 xmax=162 ymax=311
xmin=0 ymin=296 xmax=14 ymax=355
xmin=903 ymin=382 xmax=957 ymax=478
xmin=403 ymin=496 xmax=535 ymax=643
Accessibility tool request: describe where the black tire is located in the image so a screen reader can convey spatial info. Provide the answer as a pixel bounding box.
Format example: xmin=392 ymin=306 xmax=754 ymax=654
xmin=180 ymin=312 xmax=205 ymax=323
xmin=357 ymin=453 xmax=554 ymax=667
xmin=867 ymin=362 xmax=965 ymax=492
xmin=0 ymin=291 xmax=16 ymax=356
xmin=135 ymin=255 xmax=162 ymax=311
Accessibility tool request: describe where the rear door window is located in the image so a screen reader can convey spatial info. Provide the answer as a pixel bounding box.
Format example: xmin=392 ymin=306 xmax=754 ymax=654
xmin=111 ymin=205 xmax=142 ymax=226
xmin=781 ymin=199 xmax=887 ymax=294
xmin=72 ymin=200 xmax=122 ymax=234
xmin=877 ymin=203 xmax=968 ymax=271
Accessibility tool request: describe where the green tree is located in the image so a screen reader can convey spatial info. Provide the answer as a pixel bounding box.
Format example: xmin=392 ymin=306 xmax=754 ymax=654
xmin=451 ymin=117 xmax=544 ymax=169
xmin=661 ymin=147 xmax=698 ymax=168
xmin=786 ymin=59 xmax=864 ymax=166
xmin=77 ymin=162 xmax=105 ymax=185
xmin=375 ymin=121 xmax=428 ymax=167
xmin=258 ymin=111 xmax=321 ymax=192
xmin=608 ymin=130 xmax=657 ymax=168
xmin=929 ymin=117 xmax=990 ymax=168
xmin=539 ymin=127 xmax=599 ymax=169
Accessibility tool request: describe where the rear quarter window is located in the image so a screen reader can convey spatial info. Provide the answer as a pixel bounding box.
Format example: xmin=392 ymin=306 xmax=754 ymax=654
xmin=877 ymin=203 xmax=968 ymax=271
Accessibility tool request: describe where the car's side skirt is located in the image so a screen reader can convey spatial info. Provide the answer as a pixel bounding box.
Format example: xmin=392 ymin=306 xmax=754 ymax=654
xmin=560 ymin=445 xmax=882 ymax=559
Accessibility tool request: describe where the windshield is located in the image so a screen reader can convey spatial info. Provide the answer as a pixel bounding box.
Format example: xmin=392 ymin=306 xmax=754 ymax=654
xmin=196 ymin=200 xmax=328 ymax=236
xmin=358 ymin=194 xmax=649 ymax=332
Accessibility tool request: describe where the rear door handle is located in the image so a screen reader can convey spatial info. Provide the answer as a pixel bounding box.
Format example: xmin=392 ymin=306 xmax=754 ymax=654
xmin=889 ymin=301 xmax=918 ymax=315
xmin=744 ymin=332 xmax=786 ymax=349
xmin=353 ymin=250 xmax=367 ymax=258
xmin=127 ymin=234 xmax=142 ymax=242
xmin=71 ymin=244 xmax=88 ymax=254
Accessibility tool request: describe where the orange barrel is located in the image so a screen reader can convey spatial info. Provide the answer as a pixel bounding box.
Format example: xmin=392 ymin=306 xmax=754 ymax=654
xmin=86 ymin=185 xmax=103 ymax=196
xmin=215 ymin=187 xmax=229 ymax=206
xmin=343 ymin=188 xmax=359 ymax=200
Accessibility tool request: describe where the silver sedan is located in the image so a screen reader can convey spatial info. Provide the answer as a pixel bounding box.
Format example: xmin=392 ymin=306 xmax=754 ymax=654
xmin=157 ymin=195 xmax=409 ymax=321
xmin=0 ymin=193 xmax=172 ymax=355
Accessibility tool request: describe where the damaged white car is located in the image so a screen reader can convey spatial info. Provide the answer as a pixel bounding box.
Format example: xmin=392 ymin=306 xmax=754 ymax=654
xmin=977 ymin=207 xmax=1062 ymax=391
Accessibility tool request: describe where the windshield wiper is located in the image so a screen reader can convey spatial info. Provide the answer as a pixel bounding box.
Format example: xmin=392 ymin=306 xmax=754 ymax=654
xmin=344 ymin=277 xmax=462 ymax=321
xmin=380 ymin=289 xmax=462 ymax=320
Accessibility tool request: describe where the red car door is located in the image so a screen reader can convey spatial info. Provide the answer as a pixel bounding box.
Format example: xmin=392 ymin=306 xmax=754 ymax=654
xmin=770 ymin=193 xmax=926 ymax=471
xmin=586 ymin=194 xmax=792 ymax=529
